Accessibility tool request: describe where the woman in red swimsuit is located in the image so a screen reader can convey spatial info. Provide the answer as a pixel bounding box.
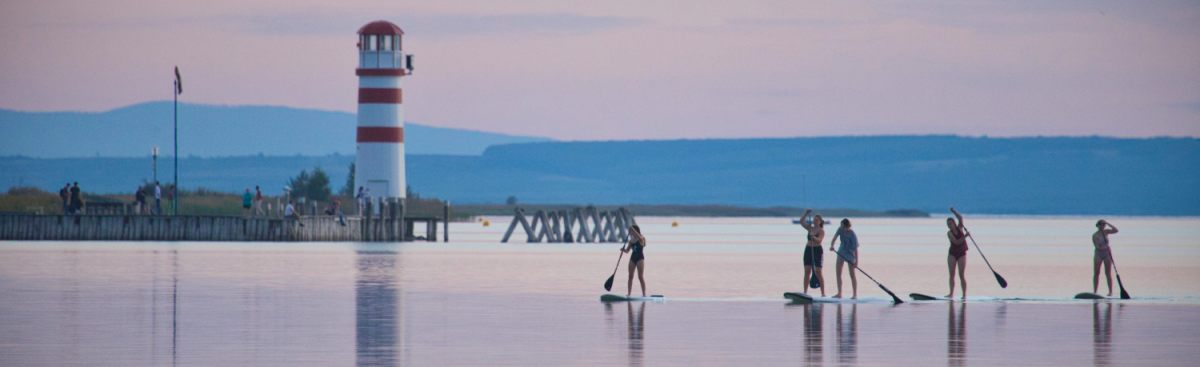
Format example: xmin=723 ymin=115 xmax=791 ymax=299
xmin=946 ymin=207 xmax=968 ymax=300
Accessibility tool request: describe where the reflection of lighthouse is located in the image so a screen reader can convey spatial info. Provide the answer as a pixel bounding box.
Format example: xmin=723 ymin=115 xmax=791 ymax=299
xmin=356 ymin=20 xmax=413 ymax=204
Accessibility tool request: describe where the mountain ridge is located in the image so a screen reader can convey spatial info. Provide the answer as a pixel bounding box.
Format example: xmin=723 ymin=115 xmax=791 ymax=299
xmin=1 ymin=135 xmax=1196 ymax=215
xmin=0 ymin=101 xmax=551 ymax=157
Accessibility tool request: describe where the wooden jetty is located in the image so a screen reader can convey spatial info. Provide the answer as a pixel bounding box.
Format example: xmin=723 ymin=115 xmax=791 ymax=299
xmin=0 ymin=199 xmax=449 ymax=242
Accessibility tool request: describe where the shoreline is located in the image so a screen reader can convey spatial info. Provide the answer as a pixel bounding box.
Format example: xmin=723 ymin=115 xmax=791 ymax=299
xmin=455 ymin=204 xmax=930 ymax=218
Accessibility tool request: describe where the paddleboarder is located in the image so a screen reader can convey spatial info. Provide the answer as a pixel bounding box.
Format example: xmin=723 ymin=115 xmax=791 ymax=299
xmin=1092 ymin=220 xmax=1119 ymax=296
xmin=621 ymin=225 xmax=648 ymax=297
xmin=946 ymin=207 xmax=968 ymax=300
xmin=829 ymin=218 xmax=859 ymax=299
xmin=799 ymin=209 xmax=826 ymax=296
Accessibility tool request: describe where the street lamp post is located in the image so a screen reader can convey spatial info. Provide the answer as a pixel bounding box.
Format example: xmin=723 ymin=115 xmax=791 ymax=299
xmin=152 ymin=146 xmax=159 ymax=183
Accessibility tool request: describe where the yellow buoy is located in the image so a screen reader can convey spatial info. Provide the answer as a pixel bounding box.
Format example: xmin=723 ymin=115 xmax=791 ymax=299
xmin=671 ymin=220 xmax=679 ymax=227
xmin=482 ymin=219 xmax=491 ymax=227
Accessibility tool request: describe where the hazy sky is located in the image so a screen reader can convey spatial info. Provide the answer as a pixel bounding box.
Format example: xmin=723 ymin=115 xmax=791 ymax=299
xmin=1 ymin=1 xmax=1197 ymax=140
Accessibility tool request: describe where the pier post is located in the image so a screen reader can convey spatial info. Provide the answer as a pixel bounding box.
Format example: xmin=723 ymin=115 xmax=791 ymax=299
xmin=398 ymin=200 xmax=406 ymax=243
xmin=387 ymin=199 xmax=398 ymax=242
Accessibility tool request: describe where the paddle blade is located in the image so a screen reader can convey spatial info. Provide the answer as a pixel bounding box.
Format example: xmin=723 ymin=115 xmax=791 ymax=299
xmin=994 ymin=271 xmax=1008 ymax=288
xmin=1117 ymin=274 xmax=1131 ymax=299
xmin=604 ymin=275 xmax=615 ymax=291
xmin=879 ymin=284 xmax=903 ymax=304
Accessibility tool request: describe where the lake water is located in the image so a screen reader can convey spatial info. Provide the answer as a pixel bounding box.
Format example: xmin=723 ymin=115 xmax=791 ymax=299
xmin=2 ymin=216 xmax=1199 ymax=366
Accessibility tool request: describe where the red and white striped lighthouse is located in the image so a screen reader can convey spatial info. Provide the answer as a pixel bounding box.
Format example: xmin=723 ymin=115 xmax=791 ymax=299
xmin=355 ymin=20 xmax=413 ymax=203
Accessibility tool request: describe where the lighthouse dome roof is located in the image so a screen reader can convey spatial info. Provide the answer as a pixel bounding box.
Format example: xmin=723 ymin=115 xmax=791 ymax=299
xmin=358 ymin=20 xmax=404 ymax=36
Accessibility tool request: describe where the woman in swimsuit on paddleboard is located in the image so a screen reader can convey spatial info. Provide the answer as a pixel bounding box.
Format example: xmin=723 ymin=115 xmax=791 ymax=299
xmin=829 ymin=218 xmax=859 ymax=299
xmin=1092 ymin=220 xmax=1119 ymax=296
xmin=946 ymin=207 xmax=968 ymax=300
xmin=622 ymin=225 xmax=648 ymax=297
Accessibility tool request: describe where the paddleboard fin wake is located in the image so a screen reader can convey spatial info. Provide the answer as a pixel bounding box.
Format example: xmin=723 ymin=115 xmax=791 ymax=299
xmin=600 ymin=294 xmax=665 ymax=302
xmin=910 ymin=293 xmax=944 ymax=301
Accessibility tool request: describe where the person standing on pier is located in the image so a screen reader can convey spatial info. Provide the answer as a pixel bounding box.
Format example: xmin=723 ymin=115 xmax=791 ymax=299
xmin=154 ymin=182 xmax=162 ymax=215
xmin=59 ymin=183 xmax=70 ymax=214
xmin=242 ymin=188 xmax=253 ymax=217
xmin=1092 ymin=220 xmax=1119 ymax=296
xmin=356 ymin=186 xmax=368 ymax=217
xmin=68 ymin=182 xmax=82 ymax=215
xmin=135 ymin=186 xmax=147 ymax=215
xmin=254 ymin=186 xmax=264 ymax=217
xmin=799 ymin=209 xmax=826 ymax=296
xmin=946 ymin=207 xmax=969 ymax=300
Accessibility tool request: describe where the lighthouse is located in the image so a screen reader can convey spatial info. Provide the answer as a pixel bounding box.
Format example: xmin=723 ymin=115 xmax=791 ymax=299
xmin=355 ymin=20 xmax=413 ymax=206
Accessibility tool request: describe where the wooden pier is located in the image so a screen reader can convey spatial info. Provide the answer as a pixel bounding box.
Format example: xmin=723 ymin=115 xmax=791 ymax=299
xmin=0 ymin=200 xmax=450 ymax=242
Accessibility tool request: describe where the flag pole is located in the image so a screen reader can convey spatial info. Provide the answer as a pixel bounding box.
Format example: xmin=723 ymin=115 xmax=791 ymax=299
xmin=173 ymin=67 xmax=181 ymax=216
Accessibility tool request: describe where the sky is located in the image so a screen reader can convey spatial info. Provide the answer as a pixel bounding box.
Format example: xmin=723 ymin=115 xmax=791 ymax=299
xmin=1 ymin=0 xmax=1197 ymax=140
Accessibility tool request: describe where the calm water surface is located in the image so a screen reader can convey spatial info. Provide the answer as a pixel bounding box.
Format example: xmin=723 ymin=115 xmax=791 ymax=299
xmin=2 ymin=217 xmax=1198 ymax=366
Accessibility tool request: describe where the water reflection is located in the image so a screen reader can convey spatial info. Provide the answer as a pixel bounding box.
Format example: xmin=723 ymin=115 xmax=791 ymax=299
xmin=948 ymin=302 xmax=967 ymax=367
xmin=149 ymin=249 xmax=178 ymax=366
xmin=627 ymin=302 xmax=646 ymax=366
xmin=356 ymin=251 xmax=400 ymax=366
xmin=994 ymin=303 xmax=1007 ymax=328
xmin=836 ymin=304 xmax=857 ymax=365
xmin=1093 ymin=303 xmax=1112 ymax=367
xmin=171 ymin=249 xmax=178 ymax=366
xmin=804 ymin=304 xmax=824 ymax=366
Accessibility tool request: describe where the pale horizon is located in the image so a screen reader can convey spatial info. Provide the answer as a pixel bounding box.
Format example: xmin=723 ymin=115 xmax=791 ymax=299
xmin=2 ymin=0 xmax=1197 ymax=140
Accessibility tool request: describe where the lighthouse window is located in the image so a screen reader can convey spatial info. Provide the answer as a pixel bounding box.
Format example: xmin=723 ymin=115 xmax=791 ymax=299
xmin=367 ymin=35 xmax=377 ymax=51
xmin=381 ymin=35 xmax=392 ymax=51
xmin=396 ymin=37 xmax=401 ymax=50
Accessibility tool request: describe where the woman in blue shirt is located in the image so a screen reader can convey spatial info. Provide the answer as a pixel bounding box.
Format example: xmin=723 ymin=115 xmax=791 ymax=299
xmin=829 ymin=218 xmax=859 ymax=299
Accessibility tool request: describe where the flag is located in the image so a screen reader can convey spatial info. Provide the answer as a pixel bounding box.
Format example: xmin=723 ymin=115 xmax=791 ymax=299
xmin=174 ymin=66 xmax=182 ymax=95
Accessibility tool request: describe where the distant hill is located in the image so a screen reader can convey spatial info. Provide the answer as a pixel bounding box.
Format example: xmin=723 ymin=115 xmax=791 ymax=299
xmin=447 ymin=136 xmax=1199 ymax=215
xmin=0 ymin=102 xmax=550 ymax=157
xmin=1 ymin=136 xmax=1196 ymax=215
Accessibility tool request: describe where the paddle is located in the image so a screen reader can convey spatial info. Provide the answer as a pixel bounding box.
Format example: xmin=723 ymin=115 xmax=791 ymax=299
xmin=829 ymin=248 xmax=904 ymax=304
xmin=964 ymin=229 xmax=1008 ymax=288
xmin=1107 ymin=251 xmax=1132 ymax=299
xmin=603 ymin=250 xmax=625 ymax=291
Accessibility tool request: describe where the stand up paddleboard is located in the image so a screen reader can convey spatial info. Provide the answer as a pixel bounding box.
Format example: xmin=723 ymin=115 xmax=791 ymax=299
xmin=1073 ymin=292 xmax=1109 ymax=300
xmin=784 ymin=292 xmax=877 ymax=304
xmin=600 ymin=294 xmax=665 ymax=302
xmin=910 ymin=293 xmax=950 ymax=301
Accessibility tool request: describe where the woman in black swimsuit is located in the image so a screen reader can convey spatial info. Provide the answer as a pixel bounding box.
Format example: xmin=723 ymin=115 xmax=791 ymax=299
xmin=1092 ymin=220 xmax=1119 ymax=296
xmin=622 ymin=225 xmax=648 ymax=297
xmin=799 ymin=209 xmax=826 ymax=296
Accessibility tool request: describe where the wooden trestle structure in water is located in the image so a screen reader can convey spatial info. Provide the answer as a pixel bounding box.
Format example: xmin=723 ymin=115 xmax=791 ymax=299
xmin=501 ymin=207 xmax=637 ymax=243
